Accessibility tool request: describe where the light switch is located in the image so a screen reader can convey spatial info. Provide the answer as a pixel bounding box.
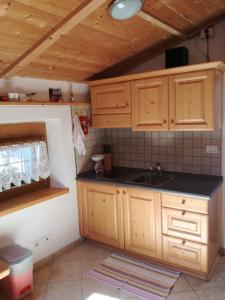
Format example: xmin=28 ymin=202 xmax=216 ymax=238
xmin=206 ymin=145 xmax=218 ymax=154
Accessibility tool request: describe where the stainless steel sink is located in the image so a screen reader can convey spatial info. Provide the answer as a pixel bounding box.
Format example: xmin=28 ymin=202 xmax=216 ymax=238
xmin=129 ymin=173 xmax=175 ymax=186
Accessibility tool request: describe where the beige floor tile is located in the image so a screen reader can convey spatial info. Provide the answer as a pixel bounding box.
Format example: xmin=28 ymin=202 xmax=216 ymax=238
xmin=217 ymin=256 xmax=225 ymax=265
xmin=120 ymin=290 xmax=143 ymax=299
xmin=45 ymin=281 xmax=82 ymax=300
xmin=185 ymin=273 xmax=225 ymax=290
xmin=82 ymin=277 xmax=120 ymax=300
xmin=54 ymin=246 xmax=83 ymax=264
xmin=49 ymin=261 xmax=82 ymax=282
xmin=34 ymin=265 xmax=52 ymax=285
xmin=171 ymin=274 xmax=193 ymax=293
xmin=167 ymin=291 xmax=199 ymax=300
xmin=24 ymin=284 xmax=47 ymax=300
xmin=195 ymin=287 xmax=225 ymax=299
xmin=216 ymin=263 xmax=225 ymax=281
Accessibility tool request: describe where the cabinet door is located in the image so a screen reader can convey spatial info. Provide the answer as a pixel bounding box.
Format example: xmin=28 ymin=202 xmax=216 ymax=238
xmin=131 ymin=76 xmax=168 ymax=131
xmin=169 ymin=70 xmax=215 ymax=130
xmin=91 ymin=82 xmax=131 ymax=115
xmin=82 ymin=182 xmax=124 ymax=248
xmin=123 ymin=188 xmax=162 ymax=259
xmin=163 ymin=236 xmax=208 ymax=273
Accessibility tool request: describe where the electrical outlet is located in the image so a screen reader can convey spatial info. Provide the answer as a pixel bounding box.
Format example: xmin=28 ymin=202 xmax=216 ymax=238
xmin=200 ymin=27 xmax=214 ymax=39
xmin=206 ymin=145 xmax=218 ymax=154
xmin=33 ymin=234 xmax=50 ymax=247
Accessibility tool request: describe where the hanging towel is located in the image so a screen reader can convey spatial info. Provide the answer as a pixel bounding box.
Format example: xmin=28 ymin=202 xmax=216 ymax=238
xmin=72 ymin=113 xmax=86 ymax=156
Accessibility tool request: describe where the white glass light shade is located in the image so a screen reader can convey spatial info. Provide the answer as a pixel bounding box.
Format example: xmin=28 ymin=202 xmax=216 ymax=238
xmin=109 ymin=0 xmax=144 ymax=20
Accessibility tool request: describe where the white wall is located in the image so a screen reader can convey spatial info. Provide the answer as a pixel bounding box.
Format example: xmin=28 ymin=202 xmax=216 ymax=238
xmin=0 ymin=76 xmax=90 ymax=102
xmin=129 ymin=20 xmax=225 ymax=74
xmin=0 ymin=106 xmax=80 ymax=263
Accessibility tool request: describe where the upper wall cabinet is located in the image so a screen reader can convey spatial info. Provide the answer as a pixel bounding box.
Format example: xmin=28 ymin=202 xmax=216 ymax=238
xmin=91 ymin=82 xmax=132 ymax=128
xmin=89 ymin=62 xmax=225 ymax=131
xmin=131 ymin=76 xmax=169 ymax=131
xmin=169 ymin=70 xmax=223 ymax=130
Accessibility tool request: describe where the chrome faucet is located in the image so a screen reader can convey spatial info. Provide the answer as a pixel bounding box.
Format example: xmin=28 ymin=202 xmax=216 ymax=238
xmin=149 ymin=162 xmax=162 ymax=176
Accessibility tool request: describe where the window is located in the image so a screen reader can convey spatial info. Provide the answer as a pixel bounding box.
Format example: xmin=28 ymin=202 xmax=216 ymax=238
xmin=0 ymin=141 xmax=50 ymax=192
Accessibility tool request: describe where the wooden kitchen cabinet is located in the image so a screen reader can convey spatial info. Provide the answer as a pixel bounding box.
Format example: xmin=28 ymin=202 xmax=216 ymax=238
xmin=123 ymin=188 xmax=162 ymax=259
xmin=78 ymin=181 xmax=124 ymax=248
xmin=91 ymin=82 xmax=132 ymax=128
xmin=77 ymin=179 xmax=221 ymax=279
xmin=89 ymin=62 xmax=224 ymax=130
xmin=131 ymin=76 xmax=169 ymax=131
xmin=169 ymin=70 xmax=223 ymax=130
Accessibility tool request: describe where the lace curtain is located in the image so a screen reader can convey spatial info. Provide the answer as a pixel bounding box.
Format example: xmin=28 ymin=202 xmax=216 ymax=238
xmin=0 ymin=141 xmax=51 ymax=192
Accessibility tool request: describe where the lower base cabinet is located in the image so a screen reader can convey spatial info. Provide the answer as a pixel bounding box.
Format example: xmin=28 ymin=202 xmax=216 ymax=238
xmin=123 ymin=188 xmax=162 ymax=259
xmin=163 ymin=236 xmax=208 ymax=273
xmin=77 ymin=180 xmax=221 ymax=279
xmin=80 ymin=182 xmax=124 ymax=248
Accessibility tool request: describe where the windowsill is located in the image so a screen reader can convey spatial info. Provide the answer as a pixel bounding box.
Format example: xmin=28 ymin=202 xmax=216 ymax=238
xmin=0 ymin=187 xmax=69 ymax=217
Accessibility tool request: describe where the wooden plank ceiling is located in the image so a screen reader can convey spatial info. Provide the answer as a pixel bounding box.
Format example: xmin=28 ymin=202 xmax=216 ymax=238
xmin=0 ymin=0 xmax=225 ymax=82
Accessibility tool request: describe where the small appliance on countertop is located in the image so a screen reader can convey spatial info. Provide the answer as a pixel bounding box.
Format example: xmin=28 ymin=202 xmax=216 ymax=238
xmin=91 ymin=154 xmax=104 ymax=174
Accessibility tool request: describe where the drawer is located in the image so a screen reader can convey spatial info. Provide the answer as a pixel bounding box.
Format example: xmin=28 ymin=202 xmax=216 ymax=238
xmin=162 ymin=193 xmax=208 ymax=214
xmin=162 ymin=208 xmax=208 ymax=243
xmin=163 ymin=235 xmax=208 ymax=273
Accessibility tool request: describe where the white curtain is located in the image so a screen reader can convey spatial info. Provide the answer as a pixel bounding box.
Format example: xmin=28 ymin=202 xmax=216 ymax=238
xmin=0 ymin=141 xmax=50 ymax=192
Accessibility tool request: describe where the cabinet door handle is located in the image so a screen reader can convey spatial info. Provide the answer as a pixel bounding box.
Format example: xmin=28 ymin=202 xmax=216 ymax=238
xmin=163 ymin=119 xmax=167 ymax=125
xmin=182 ymin=210 xmax=186 ymax=215
xmin=171 ymin=119 xmax=174 ymax=124
xmin=182 ymin=199 xmax=186 ymax=204
xmin=123 ymin=190 xmax=126 ymax=195
xmin=182 ymin=240 xmax=186 ymax=245
xmin=116 ymin=190 xmax=120 ymax=194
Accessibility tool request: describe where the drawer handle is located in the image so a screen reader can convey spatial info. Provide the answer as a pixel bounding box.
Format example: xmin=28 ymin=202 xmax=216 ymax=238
xmin=123 ymin=190 xmax=126 ymax=195
xmin=182 ymin=199 xmax=186 ymax=204
xmin=182 ymin=210 xmax=186 ymax=215
xmin=116 ymin=190 xmax=120 ymax=194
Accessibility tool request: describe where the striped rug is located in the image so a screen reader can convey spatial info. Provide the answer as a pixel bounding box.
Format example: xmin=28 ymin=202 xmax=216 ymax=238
xmin=89 ymin=253 xmax=180 ymax=300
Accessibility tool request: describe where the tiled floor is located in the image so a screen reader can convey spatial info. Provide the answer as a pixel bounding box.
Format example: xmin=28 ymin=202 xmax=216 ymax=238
xmin=1 ymin=242 xmax=225 ymax=300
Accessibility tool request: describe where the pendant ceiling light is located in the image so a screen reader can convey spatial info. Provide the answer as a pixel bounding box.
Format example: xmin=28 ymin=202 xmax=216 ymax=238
xmin=109 ymin=0 xmax=144 ymax=21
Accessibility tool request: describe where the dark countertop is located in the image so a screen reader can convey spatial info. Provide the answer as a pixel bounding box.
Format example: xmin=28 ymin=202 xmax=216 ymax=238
xmin=76 ymin=166 xmax=223 ymax=199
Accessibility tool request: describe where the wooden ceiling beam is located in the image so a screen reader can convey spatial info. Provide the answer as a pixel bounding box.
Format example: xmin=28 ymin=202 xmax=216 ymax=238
xmin=0 ymin=0 xmax=107 ymax=79
xmin=138 ymin=11 xmax=186 ymax=38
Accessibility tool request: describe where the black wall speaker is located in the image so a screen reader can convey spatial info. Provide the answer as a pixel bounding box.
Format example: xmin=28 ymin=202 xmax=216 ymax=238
xmin=165 ymin=46 xmax=189 ymax=68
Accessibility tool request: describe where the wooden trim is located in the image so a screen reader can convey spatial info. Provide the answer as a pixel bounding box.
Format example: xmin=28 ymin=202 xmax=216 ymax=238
xmin=0 ymin=101 xmax=91 ymax=108
xmin=89 ymin=61 xmax=225 ymax=86
xmin=0 ymin=260 xmax=10 ymax=280
xmin=0 ymin=187 xmax=69 ymax=217
xmin=33 ymin=238 xmax=83 ymax=271
xmin=138 ymin=11 xmax=185 ymax=38
xmin=0 ymin=0 xmax=107 ymax=79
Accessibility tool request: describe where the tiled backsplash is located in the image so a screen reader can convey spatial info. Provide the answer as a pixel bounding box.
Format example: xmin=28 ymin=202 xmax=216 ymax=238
xmin=105 ymin=129 xmax=222 ymax=176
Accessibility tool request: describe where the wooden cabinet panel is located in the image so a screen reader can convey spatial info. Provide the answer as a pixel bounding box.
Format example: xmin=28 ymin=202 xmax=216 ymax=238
xmin=91 ymin=82 xmax=131 ymax=115
xmin=82 ymin=182 xmax=124 ymax=248
xmin=162 ymin=207 xmax=208 ymax=243
xmin=123 ymin=188 xmax=162 ymax=259
xmin=163 ymin=236 xmax=208 ymax=272
xmin=169 ymin=70 xmax=218 ymax=130
xmin=131 ymin=76 xmax=168 ymax=131
xmin=92 ymin=113 xmax=131 ymax=128
xmin=162 ymin=193 xmax=208 ymax=214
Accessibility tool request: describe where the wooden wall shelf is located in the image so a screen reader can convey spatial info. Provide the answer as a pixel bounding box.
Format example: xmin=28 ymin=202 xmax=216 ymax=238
xmin=0 ymin=187 xmax=69 ymax=217
xmin=0 ymin=101 xmax=91 ymax=109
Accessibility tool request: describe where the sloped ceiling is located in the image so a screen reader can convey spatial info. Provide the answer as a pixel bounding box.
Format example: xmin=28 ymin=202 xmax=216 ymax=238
xmin=0 ymin=0 xmax=225 ymax=82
